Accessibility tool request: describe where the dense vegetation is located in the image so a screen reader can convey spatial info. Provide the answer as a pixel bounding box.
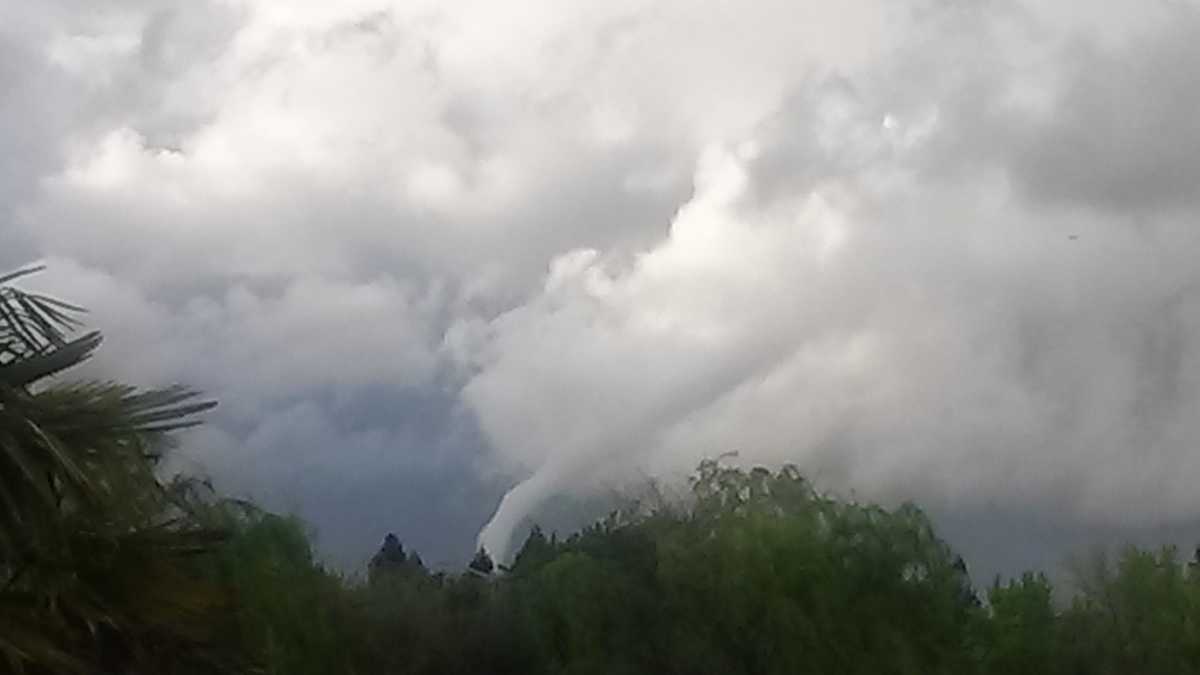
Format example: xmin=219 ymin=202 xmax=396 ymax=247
xmin=4 ymin=267 xmax=1200 ymax=674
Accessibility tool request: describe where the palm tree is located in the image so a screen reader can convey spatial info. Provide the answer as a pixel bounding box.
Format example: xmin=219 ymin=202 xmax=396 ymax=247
xmin=0 ymin=265 xmax=242 ymax=674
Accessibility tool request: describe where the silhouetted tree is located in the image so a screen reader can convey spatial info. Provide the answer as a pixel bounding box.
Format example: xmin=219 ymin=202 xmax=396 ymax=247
xmin=368 ymin=533 xmax=428 ymax=585
xmin=469 ymin=548 xmax=495 ymax=576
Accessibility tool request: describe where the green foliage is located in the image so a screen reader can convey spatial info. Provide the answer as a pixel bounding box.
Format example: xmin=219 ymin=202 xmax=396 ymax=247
xmin=983 ymin=572 xmax=1058 ymax=674
xmin=501 ymin=461 xmax=981 ymax=675
xmin=210 ymin=510 xmax=358 ymax=675
xmin=1056 ymin=546 xmax=1200 ymax=674
xmin=0 ymin=267 xmax=235 ymax=674
xmin=11 ymin=265 xmax=1200 ymax=675
xmin=333 ymin=462 xmax=1200 ymax=675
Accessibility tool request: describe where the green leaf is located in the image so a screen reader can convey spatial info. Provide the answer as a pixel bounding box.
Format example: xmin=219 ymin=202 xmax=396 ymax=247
xmin=0 ymin=332 xmax=103 ymax=388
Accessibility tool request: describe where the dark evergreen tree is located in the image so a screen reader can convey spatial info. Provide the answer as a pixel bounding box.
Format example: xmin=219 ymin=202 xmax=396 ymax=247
xmin=469 ymin=548 xmax=495 ymax=576
xmin=368 ymin=533 xmax=429 ymax=584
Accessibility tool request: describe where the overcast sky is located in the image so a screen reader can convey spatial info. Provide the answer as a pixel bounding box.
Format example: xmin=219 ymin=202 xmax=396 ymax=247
xmin=5 ymin=0 xmax=1200 ymax=580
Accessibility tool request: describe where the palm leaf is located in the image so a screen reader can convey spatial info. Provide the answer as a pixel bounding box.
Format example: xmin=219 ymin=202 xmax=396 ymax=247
xmin=0 ymin=268 xmax=82 ymax=368
xmin=0 ymin=332 xmax=102 ymax=389
xmin=0 ymin=266 xmax=242 ymax=674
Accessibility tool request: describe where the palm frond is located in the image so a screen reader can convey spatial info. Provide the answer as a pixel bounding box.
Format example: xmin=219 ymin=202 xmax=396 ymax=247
xmin=0 ymin=332 xmax=102 ymax=389
xmin=0 ymin=267 xmax=83 ymax=368
xmin=0 ymin=266 xmax=240 ymax=674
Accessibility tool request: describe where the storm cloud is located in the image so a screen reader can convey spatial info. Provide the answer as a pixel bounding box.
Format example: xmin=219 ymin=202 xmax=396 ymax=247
xmin=4 ymin=0 xmax=1200 ymax=576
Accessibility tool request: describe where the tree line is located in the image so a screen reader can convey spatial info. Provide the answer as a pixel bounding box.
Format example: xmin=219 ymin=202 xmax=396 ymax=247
xmin=3 ymin=267 xmax=1200 ymax=674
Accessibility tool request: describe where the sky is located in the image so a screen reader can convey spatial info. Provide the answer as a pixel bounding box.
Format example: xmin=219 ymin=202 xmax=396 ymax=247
xmin=5 ymin=0 xmax=1200 ymax=581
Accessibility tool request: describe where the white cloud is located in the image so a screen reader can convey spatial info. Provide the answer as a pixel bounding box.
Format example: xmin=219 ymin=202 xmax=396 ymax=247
xmin=464 ymin=2 xmax=1200 ymax=559
xmin=5 ymin=0 xmax=1200 ymax=571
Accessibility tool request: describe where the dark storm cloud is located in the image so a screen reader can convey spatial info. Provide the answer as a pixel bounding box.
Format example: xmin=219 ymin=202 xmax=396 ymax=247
xmin=1010 ymin=17 xmax=1200 ymax=213
xmin=180 ymin=385 xmax=505 ymax=570
xmin=4 ymin=0 xmax=1200 ymax=576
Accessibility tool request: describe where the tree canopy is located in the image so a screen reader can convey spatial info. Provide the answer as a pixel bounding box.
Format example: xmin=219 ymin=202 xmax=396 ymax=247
xmin=5 ymin=265 xmax=1200 ymax=675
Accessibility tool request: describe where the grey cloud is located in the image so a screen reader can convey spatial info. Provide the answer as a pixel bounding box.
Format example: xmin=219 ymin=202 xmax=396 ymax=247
xmin=465 ymin=5 xmax=1200 ymax=563
xmin=173 ymin=385 xmax=505 ymax=570
xmin=0 ymin=38 xmax=68 ymax=258
xmin=2 ymin=1 xmax=704 ymax=567
xmin=32 ymin=259 xmax=444 ymax=422
xmin=1010 ymin=16 xmax=1200 ymax=213
xmin=5 ymin=0 xmax=1200 ymax=577
xmin=898 ymin=3 xmax=1200 ymax=215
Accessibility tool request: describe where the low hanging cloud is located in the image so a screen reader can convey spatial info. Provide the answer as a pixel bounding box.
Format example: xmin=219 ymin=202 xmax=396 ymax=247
xmin=465 ymin=2 xmax=1200 ymax=560
xmin=4 ymin=0 xmax=1200 ymax=573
